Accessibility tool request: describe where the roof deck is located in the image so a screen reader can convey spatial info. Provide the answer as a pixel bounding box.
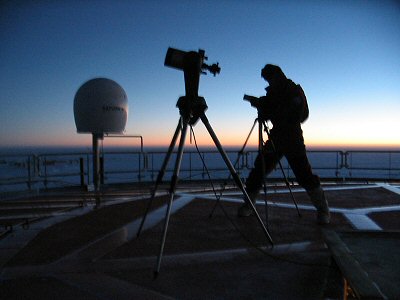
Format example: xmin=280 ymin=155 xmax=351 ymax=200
xmin=1 ymin=182 xmax=399 ymax=299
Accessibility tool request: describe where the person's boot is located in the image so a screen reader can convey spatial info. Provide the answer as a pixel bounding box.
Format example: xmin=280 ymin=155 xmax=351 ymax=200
xmin=308 ymin=186 xmax=330 ymax=224
xmin=237 ymin=191 xmax=258 ymax=217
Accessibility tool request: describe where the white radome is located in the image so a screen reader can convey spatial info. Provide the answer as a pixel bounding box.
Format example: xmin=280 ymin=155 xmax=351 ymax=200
xmin=74 ymin=78 xmax=128 ymax=135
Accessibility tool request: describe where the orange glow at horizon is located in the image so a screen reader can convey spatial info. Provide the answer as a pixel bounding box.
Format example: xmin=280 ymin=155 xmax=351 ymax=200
xmin=7 ymin=128 xmax=398 ymax=150
xmin=106 ymin=135 xmax=400 ymax=150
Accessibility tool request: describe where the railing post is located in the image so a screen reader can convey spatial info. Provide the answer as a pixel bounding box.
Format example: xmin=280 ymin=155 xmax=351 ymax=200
xmin=100 ymin=156 xmax=104 ymax=185
xmin=79 ymin=157 xmax=85 ymax=187
xmin=138 ymin=152 xmax=142 ymax=182
xmin=201 ymin=152 xmax=206 ymax=179
xmin=44 ymin=156 xmax=48 ymax=189
xmin=27 ymin=155 xmax=31 ymax=190
xmin=150 ymin=153 xmax=154 ymax=181
xmin=143 ymin=152 xmax=148 ymax=182
xmin=86 ymin=153 xmax=90 ymax=186
xmin=245 ymin=151 xmax=251 ymax=169
xmin=190 ymin=152 xmax=194 ymax=181
xmin=346 ymin=151 xmax=352 ymax=179
xmin=34 ymin=155 xmax=39 ymax=178
xmin=341 ymin=151 xmax=348 ymax=169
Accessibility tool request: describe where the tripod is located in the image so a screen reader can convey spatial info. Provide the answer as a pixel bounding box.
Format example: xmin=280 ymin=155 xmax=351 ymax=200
xmin=210 ymin=110 xmax=301 ymax=223
xmin=136 ymin=49 xmax=273 ymax=277
xmin=256 ymin=114 xmax=301 ymax=219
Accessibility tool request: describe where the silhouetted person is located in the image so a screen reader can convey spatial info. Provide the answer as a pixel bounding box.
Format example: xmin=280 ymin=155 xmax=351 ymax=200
xmin=238 ymin=64 xmax=330 ymax=224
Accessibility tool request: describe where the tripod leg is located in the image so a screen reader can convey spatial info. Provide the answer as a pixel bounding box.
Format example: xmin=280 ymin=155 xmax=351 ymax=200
xmin=258 ymin=119 xmax=269 ymax=227
xmin=200 ymin=113 xmax=273 ymax=245
xmin=209 ymin=118 xmax=258 ymax=217
xmin=155 ymin=117 xmax=190 ymax=277
xmin=262 ymin=120 xmax=301 ymax=217
xmin=276 ymin=159 xmax=302 ymax=217
xmin=137 ymin=119 xmax=182 ymax=238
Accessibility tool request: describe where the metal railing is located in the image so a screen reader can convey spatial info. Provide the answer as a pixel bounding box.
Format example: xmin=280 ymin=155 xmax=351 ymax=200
xmin=344 ymin=150 xmax=400 ymax=181
xmin=1 ymin=149 xmax=399 ymax=194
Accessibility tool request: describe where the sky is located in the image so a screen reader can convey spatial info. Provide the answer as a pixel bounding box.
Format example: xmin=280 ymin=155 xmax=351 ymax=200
xmin=1 ymin=0 xmax=399 ymax=150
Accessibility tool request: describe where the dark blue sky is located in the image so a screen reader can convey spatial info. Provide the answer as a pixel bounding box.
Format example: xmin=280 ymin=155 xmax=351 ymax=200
xmin=1 ymin=0 xmax=399 ymax=148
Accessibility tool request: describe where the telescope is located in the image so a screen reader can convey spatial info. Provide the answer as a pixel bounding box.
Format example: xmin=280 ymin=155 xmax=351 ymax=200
xmin=164 ymin=47 xmax=221 ymax=113
xmin=164 ymin=47 xmax=220 ymax=76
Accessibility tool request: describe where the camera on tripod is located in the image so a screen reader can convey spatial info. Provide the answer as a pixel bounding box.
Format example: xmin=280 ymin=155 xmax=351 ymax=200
xmin=164 ymin=47 xmax=221 ymax=76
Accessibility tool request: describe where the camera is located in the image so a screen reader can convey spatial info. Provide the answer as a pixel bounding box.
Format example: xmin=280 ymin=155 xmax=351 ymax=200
xmin=243 ymin=94 xmax=259 ymax=102
xmin=243 ymin=94 xmax=261 ymax=108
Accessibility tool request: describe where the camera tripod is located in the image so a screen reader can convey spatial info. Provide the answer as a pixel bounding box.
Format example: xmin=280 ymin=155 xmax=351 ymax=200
xmin=136 ymin=48 xmax=273 ymax=277
xmin=210 ymin=110 xmax=301 ymax=225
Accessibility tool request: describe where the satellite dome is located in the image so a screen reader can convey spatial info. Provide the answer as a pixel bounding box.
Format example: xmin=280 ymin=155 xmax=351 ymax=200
xmin=73 ymin=78 xmax=128 ymax=135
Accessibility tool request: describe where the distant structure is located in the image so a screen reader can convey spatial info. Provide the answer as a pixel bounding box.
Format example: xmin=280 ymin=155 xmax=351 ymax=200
xmin=74 ymin=78 xmax=128 ymax=190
